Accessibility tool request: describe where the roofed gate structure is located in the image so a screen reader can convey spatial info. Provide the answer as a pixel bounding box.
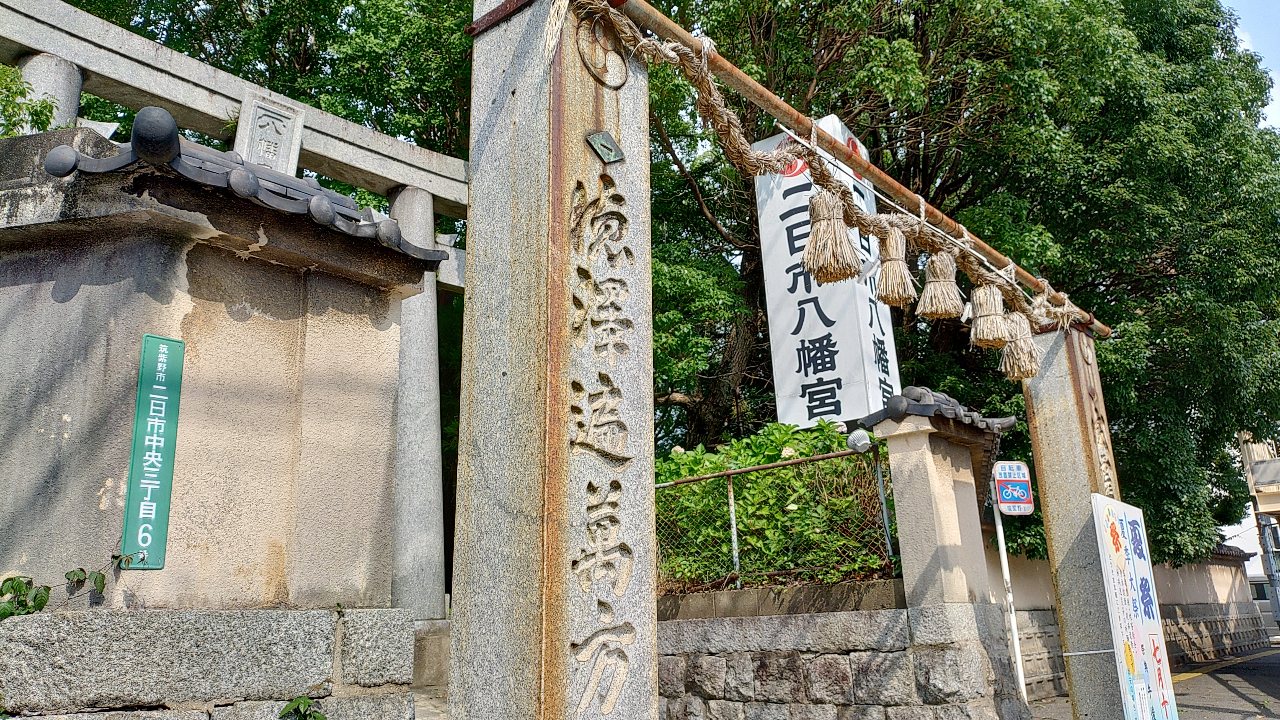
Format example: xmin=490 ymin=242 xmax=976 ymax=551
xmin=0 ymin=1 xmax=468 ymax=714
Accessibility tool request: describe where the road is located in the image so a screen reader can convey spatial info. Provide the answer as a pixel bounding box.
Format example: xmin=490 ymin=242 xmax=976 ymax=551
xmin=1032 ymin=649 xmax=1280 ymax=719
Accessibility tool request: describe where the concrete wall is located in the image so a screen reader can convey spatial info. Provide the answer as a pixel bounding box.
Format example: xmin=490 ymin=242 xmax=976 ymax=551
xmin=0 ymin=130 xmax=412 ymax=610
xmin=987 ymin=545 xmax=1269 ymax=674
xmin=982 ymin=545 xmax=1055 ymax=610
xmin=1154 ymin=557 xmax=1253 ymax=605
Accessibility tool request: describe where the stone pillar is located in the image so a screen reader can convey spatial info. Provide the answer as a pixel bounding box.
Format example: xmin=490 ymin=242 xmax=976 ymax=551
xmin=17 ymin=53 xmax=81 ymax=131
xmin=871 ymin=392 xmax=1029 ymax=720
xmin=874 ymin=414 xmax=989 ymax=607
xmin=1023 ymin=328 xmax=1125 ymax=718
xmin=451 ymin=4 xmax=655 ymax=720
xmin=389 ymin=186 xmax=447 ymax=621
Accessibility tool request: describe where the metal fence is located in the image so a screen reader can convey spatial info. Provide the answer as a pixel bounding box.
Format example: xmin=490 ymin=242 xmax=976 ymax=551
xmin=654 ymin=449 xmax=898 ymax=594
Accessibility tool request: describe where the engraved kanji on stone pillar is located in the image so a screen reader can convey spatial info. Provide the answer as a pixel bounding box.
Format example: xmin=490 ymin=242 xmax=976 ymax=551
xmin=233 ymin=94 xmax=304 ymax=175
xmin=452 ymin=4 xmax=656 ymax=719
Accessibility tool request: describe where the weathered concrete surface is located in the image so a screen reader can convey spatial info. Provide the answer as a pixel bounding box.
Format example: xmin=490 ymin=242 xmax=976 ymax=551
xmin=17 ymin=52 xmax=81 ymax=130
xmin=658 ymin=611 xmax=910 ymax=656
xmin=451 ymin=2 xmax=655 ymax=719
xmin=658 ymin=580 xmax=905 ymax=621
xmin=871 ymin=410 xmax=1029 ymax=720
xmin=1023 ymin=329 xmax=1126 ymax=718
xmin=390 ymin=186 xmax=448 ymax=621
xmin=211 ymin=695 xmax=414 ymax=720
xmin=0 ymin=610 xmax=335 ymax=713
xmin=872 ymin=415 xmax=987 ymax=607
xmin=414 ymin=619 xmax=451 ymax=690
xmin=35 ymin=707 xmax=207 ymax=712
xmin=0 ymin=131 xmax=420 ymax=610
xmin=341 ymin=608 xmax=416 ymax=687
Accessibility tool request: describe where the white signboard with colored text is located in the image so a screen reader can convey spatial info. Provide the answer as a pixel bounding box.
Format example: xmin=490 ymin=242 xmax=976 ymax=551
xmin=1091 ymin=494 xmax=1179 ymax=720
xmin=753 ymin=115 xmax=901 ymax=427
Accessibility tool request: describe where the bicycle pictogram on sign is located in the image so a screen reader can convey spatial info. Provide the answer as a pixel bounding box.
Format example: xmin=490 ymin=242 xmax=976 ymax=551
xmin=993 ymin=460 xmax=1034 ymax=516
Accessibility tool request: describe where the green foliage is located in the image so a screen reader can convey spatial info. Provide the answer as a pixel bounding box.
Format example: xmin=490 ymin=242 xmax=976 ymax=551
xmin=656 ymin=422 xmax=893 ymax=589
xmin=1 ymin=551 xmax=142 ymax=622
xmin=67 ymin=0 xmax=1280 ymax=566
xmin=0 ymin=65 xmax=55 ymax=138
xmin=648 ymin=0 xmax=1280 ymax=565
xmin=0 ymin=576 xmax=50 ymax=621
xmin=279 ymin=696 xmax=325 ymax=720
xmin=68 ymin=0 xmax=472 ymax=160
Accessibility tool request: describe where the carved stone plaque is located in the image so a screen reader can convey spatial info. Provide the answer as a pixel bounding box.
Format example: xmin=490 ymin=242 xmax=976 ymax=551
xmin=232 ymin=94 xmax=304 ymax=175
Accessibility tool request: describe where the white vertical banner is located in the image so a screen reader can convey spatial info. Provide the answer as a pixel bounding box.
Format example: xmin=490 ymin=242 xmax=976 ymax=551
xmin=753 ymin=115 xmax=901 ymax=428
xmin=1091 ymin=494 xmax=1180 ymax=720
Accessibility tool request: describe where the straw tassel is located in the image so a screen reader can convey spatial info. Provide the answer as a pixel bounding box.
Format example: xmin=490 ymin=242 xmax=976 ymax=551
xmin=970 ymin=284 xmax=1008 ymax=348
xmin=876 ymin=225 xmax=917 ymax=307
xmin=803 ymin=189 xmax=859 ymax=284
xmin=917 ymin=250 xmax=965 ymax=320
xmin=1000 ymin=311 xmax=1042 ymax=381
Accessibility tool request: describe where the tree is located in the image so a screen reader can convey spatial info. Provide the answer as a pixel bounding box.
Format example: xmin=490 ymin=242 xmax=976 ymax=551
xmin=63 ymin=0 xmax=1280 ymax=564
xmin=647 ymin=0 xmax=1280 ymax=564
xmin=0 ymin=64 xmax=54 ymax=138
xmin=68 ymin=0 xmax=473 ymax=158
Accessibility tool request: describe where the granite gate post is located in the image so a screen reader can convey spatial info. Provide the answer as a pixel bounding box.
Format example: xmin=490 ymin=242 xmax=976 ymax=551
xmin=1023 ymin=327 xmax=1125 ymax=718
xmin=451 ymin=4 xmax=657 ymax=720
xmin=389 ymin=186 xmax=448 ymax=621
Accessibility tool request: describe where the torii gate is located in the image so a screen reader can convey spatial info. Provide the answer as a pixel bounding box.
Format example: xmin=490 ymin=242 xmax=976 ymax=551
xmin=454 ymin=2 xmax=1131 ymax=720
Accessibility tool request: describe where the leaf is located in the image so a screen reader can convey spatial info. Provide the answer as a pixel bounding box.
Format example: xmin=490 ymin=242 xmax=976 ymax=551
xmin=279 ymin=699 xmax=301 ymax=718
xmin=0 ymin=601 xmax=14 ymax=621
xmin=0 ymin=577 xmax=25 ymax=598
xmin=65 ymin=568 xmax=87 ymax=583
xmin=90 ymin=572 xmax=106 ymax=595
xmin=30 ymin=586 xmax=49 ymax=612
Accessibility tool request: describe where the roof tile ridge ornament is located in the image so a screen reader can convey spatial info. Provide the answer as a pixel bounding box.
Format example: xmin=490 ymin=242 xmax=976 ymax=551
xmin=43 ymin=106 xmax=447 ymax=267
xmin=856 ymin=384 xmax=1017 ymax=435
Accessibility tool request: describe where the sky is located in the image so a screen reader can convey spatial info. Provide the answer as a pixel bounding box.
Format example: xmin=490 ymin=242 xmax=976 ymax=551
xmin=1223 ymin=0 xmax=1280 ymax=125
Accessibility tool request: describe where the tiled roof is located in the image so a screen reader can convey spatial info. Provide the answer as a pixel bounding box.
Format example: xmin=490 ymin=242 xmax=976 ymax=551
xmin=858 ymin=385 xmax=1017 ymax=434
xmin=43 ymin=106 xmax=446 ymax=266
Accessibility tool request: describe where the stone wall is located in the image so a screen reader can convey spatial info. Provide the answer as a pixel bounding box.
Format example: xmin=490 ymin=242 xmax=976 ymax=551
xmin=657 ymin=608 xmax=1020 ymax=720
xmin=1160 ymin=602 xmax=1272 ymax=666
xmin=0 ymin=609 xmax=416 ymax=719
xmin=1014 ymin=610 xmax=1065 ymax=702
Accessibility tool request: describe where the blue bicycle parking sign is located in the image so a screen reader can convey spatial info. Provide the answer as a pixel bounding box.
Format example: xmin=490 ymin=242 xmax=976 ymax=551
xmin=994 ymin=461 xmax=1034 ymax=515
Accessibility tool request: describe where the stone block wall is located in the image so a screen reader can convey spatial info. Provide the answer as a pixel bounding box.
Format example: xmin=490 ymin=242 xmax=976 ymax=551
xmin=1014 ymin=610 xmax=1065 ymax=701
xmin=657 ymin=609 xmax=1020 ymax=720
xmin=1160 ymin=601 xmax=1271 ymax=666
xmin=1010 ymin=600 xmax=1270 ymax=703
xmin=0 ymin=609 xmax=417 ymax=720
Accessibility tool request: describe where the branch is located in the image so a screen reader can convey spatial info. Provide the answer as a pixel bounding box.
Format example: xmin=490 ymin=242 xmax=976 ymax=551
xmin=656 ymin=391 xmax=701 ymax=407
xmin=651 ymin=111 xmax=749 ymax=250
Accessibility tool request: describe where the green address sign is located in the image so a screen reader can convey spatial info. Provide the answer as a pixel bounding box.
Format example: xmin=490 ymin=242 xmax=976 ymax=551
xmin=120 ymin=334 xmax=185 ymax=569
